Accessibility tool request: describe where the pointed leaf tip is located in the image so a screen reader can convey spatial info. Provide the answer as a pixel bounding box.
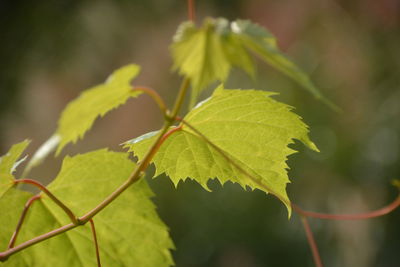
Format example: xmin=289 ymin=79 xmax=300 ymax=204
xmin=55 ymin=64 xmax=142 ymax=154
xmin=127 ymin=86 xmax=318 ymax=216
xmin=171 ymin=17 xmax=337 ymax=109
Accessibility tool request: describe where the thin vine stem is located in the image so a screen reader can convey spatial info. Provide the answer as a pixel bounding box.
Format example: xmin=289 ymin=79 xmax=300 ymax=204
xmin=176 ymin=117 xmax=400 ymax=267
xmin=0 ymin=78 xmax=191 ymax=262
xmin=14 ymin=179 xmax=78 ymax=224
xmin=292 ymin=193 xmax=400 ymax=220
xmin=133 ymin=86 xmax=168 ymax=115
xmin=8 ymin=195 xmax=41 ymax=249
xmin=187 ymin=0 xmax=195 ymax=22
xmin=300 ymin=216 xmax=323 ymax=267
xmin=89 ymin=219 xmax=101 ymax=267
xmin=79 ymin=78 xmax=190 ymax=224
xmin=178 ymin=117 xmax=400 ymax=221
xmin=0 ymin=223 xmax=77 ymax=262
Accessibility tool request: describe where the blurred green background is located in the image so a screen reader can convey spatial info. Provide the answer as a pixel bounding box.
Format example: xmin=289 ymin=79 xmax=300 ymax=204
xmin=1 ymin=0 xmax=399 ymax=266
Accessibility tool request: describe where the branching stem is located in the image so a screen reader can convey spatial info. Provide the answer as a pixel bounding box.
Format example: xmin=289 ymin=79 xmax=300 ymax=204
xmin=300 ymin=216 xmax=323 ymax=267
xmin=133 ymin=86 xmax=168 ymax=115
xmin=0 ymin=223 xmax=77 ymax=261
xmin=0 ymin=78 xmax=191 ymax=262
xmin=292 ymin=193 xmax=400 ymax=220
xmin=14 ymin=179 xmax=78 ymax=224
xmin=8 ymin=195 xmax=41 ymax=249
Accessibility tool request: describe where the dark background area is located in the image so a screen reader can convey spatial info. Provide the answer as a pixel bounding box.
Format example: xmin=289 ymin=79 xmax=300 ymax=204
xmin=1 ymin=0 xmax=399 ymax=266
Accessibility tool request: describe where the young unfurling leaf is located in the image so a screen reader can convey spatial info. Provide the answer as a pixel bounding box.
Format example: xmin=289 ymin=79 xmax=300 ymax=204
xmin=171 ymin=18 xmax=335 ymax=108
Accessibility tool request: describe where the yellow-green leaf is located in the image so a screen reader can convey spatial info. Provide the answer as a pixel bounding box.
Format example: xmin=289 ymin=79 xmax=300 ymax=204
xmin=125 ymin=85 xmax=318 ymax=216
xmin=0 ymin=140 xmax=30 ymax=197
xmin=171 ymin=18 xmax=336 ymax=108
xmin=171 ymin=19 xmax=231 ymax=106
xmin=0 ymin=149 xmax=174 ymax=266
xmin=55 ymin=64 xmax=142 ymax=154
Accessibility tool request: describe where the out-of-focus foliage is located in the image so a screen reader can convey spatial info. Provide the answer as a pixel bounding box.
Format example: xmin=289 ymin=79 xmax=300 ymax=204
xmin=1 ymin=0 xmax=399 ymax=266
xmin=171 ymin=18 xmax=333 ymax=107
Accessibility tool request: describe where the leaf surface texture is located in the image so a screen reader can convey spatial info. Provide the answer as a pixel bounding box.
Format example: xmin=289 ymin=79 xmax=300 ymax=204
xmin=0 ymin=149 xmax=174 ymax=266
xmin=126 ymin=86 xmax=318 ymax=214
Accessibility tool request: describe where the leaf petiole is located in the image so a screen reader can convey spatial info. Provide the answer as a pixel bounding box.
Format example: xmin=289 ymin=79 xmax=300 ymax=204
xmin=14 ymin=179 xmax=79 ymax=225
xmin=133 ymin=86 xmax=168 ymax=116
xmin=7 ymin=194 xmax=41 ymax=249
xmin=89 ymin=219 xmax=101 ymax=267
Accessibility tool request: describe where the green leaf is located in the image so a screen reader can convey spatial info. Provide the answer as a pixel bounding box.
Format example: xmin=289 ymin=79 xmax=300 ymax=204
xmin=231 ymin=20 xmax=325 ymax=103
xmin=171 ymin=19 xmax=231 ymax=107
xmin=0 ymin=149 xmax=174 ymax=266
xmin=125 ymin=86 xmax=318 ymax=216
xmin=171 ymin=18 xmax=336 ymax=108
xmin=55 ymin=64 xmax=142 ymax=154
xmin=0 ymin=188 xmax=32 ymax=251
xmin=0 ymin=140 xmax=30 ymax=197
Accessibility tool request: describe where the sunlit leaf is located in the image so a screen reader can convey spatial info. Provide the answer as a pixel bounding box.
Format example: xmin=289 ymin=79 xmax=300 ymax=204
xmin=171 ymin=20 xmax=230 ymax=106
xmin=0 ymin=140 xmax=30 ymax=197
xmin=171 ymin=18 xmax=335 ymax=108
xmin=55 ymin=64 xmax=142 ymax=154
xmin=125 ymin=85 xmax=318 ymax=215
xmin=0 ymin=150 xmax=174 ymax=266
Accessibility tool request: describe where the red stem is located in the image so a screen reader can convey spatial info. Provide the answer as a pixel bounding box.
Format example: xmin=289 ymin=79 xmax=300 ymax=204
xmin=187 ymin=0 xmax=195 ymax=22
xmin=300 ymin=216 xmax=323 ymax=267
xmin=292 ymin=194 xmax=400 ymax=220
xmin=137 ymin=125 xmax=183 ymax=173
xmin=133 ymin=86 xmax=168 ymax=115
xmin=14 ymin=179 xmax=78 ymax=224
xmin=89 ymin=219 xmax=101 ymax=267
xmin=0 ymin=78 xmax=191 ymax=262
xmin=8 ymin=195 xmax=41 ymax=249
xmin=0 ymin=223 xmax=77 ymax=262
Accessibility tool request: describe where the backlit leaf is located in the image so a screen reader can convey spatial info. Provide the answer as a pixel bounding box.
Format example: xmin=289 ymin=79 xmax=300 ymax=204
xmin=0 ymin=140 xmax=30 ymax=197
xmin=171 ymin=20 xmax=230 ymax=106
xmin=171 ymin=18 xmax=335 ymax=108
xmin=55 ymin=64 xmax=142 ymax=154
xmin=125 ymin=86 xmax=318 ymax=216
xmin=0 ymin=149 xmax=174 ymax=266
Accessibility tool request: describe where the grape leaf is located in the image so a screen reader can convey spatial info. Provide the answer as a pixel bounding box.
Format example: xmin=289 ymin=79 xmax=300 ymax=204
xmin=0 ymin=149 xmax=174 ymax=266
xmin=231 ymin=20 xmax=328 ymax=105
xmin=0 ymin=187 xmax=32 ymax=266
xmin=0 ymin=140 xmax=30 ymax=197
xmin=171 ymin=20 xmax=230 ymax=106
xmin=55 ymin=64 xmax=142 ymax=154
xmin=171 ymin=18 xmax=335 ymax=108
xmin=125 ymin=86 xmax=318 ymax=215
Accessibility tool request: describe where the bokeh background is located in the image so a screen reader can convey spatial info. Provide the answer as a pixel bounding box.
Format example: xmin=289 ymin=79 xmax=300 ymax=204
xmin=1 ymin=0 xmax=399 ymax=266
